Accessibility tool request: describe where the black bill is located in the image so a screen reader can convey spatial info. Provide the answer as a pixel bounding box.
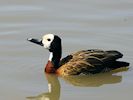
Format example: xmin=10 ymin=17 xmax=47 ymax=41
xmin=27 ymin=38 xmax=43 ymax=46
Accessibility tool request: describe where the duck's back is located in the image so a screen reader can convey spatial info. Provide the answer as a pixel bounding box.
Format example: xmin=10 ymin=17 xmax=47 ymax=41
xmin=57 ymin=49 xmax=129 ymax=76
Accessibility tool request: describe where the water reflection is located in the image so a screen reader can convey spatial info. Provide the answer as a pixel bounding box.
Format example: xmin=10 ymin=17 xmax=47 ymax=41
xmin=27 ymin=68 xmax=128 ymax=100
xmin=27 ymin=73 xmax=60 ymax=100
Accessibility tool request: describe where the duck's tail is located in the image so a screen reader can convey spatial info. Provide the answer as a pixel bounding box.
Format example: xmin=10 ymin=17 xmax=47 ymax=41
xmin=110 ymin=61 xmax=129 ymax=69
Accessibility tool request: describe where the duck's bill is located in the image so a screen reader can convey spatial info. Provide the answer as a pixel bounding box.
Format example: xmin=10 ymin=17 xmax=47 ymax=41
xmin=27 ymin=38 xmax=43 ymax=46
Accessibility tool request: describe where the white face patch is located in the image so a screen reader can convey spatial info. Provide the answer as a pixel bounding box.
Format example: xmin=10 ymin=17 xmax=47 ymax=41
xmin=42 ymin=34 xmax=54 ymax=49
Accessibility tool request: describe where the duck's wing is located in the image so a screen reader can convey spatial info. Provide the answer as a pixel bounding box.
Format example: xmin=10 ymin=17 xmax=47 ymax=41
xmin=101 ymin=50 xmax=123 ymax=62
xmin=88 ymin=50 xmax=129 ymax=70
xmin=83 ymin=49 xmax=123 ymax=62
xmin=59 ymin=55 xmax=73 ymax=67
xmin=59 ymin=50 xmax=99 ymax=67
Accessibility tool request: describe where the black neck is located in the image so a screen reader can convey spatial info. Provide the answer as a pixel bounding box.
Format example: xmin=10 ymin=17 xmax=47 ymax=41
xmin=51 ymin=50 xmax=62 ymax=68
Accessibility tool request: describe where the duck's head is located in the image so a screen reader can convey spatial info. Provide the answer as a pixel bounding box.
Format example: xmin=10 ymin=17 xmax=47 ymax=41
xmin=28 ymin=34 xmax=62 ymax=72
xmin=27 ymin=34 xmax=62 ymax=54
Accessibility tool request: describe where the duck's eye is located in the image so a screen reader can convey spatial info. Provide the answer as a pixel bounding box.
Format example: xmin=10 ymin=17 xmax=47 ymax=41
xmin=47 ymin=38 xmax=51 ymax=41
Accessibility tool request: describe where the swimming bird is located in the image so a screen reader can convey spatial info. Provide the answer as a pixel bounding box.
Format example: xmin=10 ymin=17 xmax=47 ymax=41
xmin=27 ymin=34 xmax=129 ymax=76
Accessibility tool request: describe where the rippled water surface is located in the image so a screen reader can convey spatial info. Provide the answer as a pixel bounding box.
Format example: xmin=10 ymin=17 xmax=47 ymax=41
xmin=0 ymin=0 xmax=133 ymax=100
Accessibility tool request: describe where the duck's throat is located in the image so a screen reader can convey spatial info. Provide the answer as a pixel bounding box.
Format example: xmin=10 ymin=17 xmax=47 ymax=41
xmin=49 ymin=52 xmax=53 ymax=61
xmin=45 ymin=52 xmax=61 ymax=73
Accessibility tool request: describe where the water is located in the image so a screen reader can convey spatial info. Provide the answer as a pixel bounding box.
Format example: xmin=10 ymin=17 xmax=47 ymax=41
xmin=0 ymin=0 xmax=133 ymax=100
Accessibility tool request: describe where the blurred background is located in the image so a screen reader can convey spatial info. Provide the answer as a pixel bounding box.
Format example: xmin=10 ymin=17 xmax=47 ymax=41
xmin=0 ymin=0 xmax=133 ymax=100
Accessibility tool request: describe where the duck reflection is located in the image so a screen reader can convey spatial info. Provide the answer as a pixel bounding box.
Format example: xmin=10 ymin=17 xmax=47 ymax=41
xmin=27 ymin=73 xmax=60 ymax=100
xmin=62 ymin=67 xmax=128 ymax=87
xmin=27 ymin=67 xmax=128 ymax=100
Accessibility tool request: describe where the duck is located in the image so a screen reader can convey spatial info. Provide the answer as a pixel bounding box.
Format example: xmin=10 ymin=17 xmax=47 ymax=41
xmin=27 ymin=34 xmax=129 ymax=76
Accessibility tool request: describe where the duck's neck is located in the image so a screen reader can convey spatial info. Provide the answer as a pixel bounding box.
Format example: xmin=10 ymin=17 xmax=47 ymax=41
xmin=45 ymin=52 xmax=61 ymax=73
